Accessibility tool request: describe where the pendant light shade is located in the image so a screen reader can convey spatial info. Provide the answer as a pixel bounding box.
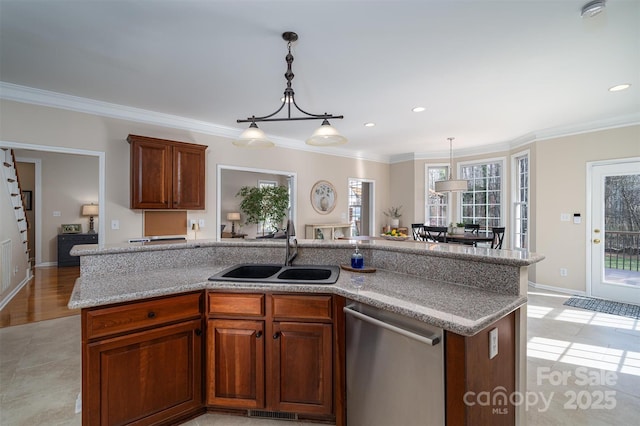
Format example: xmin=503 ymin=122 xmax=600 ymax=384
xmin=306 ymin=119 xmax=348 ymax=146
xmin=236 ymin=32 xmax=345 ymax=148
xmin=233 ymin=122 xmax=274 ymax=148
xmin=434 ymin=137 xmax=469 ymax=193
xmin=434 ymin=178 xmax=468 ymax=192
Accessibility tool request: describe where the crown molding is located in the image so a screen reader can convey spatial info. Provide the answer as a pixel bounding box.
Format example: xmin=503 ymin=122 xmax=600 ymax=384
xmin=2 ymin=81 xmax=636 ymax=165
xmin=0 ymin=82 xmax=390 ymax=164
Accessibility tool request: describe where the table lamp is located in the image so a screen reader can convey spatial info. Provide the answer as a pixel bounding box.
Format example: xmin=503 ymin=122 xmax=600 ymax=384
xmin=227 ymin=212 xmax=241 ymax=235
xmin=191 ymin=222 xmax=200 ymax=240
xmin=82 ymin=203 xmax=99 ymax=234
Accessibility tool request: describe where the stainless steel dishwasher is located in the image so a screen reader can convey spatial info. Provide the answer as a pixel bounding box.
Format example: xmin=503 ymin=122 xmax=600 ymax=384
xmin=344 ymin=303 xmax=445 ymax=426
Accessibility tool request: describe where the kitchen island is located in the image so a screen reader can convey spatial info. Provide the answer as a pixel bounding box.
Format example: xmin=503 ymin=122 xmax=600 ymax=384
xmin=69 ymin=238 xmax=543 ymax=425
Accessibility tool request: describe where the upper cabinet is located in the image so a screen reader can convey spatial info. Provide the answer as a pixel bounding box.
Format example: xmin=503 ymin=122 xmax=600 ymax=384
xmin=128 ymin=134 xmax=207 ymax=210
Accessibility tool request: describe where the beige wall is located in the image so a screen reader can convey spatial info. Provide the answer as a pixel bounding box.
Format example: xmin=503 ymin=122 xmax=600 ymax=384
xmin=0 ymin=100 xmax=390 ymax=248
xmin=395 ymin=125 xmax=639 ymax=293
xmin=389 ymin=160 xmax=416 ymax=229
xmin=534 ymin=126 xmax=640 ymax=292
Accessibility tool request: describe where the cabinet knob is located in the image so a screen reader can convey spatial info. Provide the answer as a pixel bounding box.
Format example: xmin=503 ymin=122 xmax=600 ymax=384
xmin=256 ymin=331 xmax=262 ymax=338
xmin=273 ymin=332 xmax=281 ymax=339
xmin=147 ymin=311 xmax=156 ymax=319
xmin=195 ymin=329 xmax=202 ymax=336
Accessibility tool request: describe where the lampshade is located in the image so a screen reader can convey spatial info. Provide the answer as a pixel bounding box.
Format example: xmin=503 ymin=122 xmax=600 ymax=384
xmin=191 ymin=222 xmax=200 ymax=231
xmin=82 ymin=204 xmax=99 ymax=216
xmin=233 ymin=122 xmax=274 ymax=148
xmin=227 ymin=212 xmax=241 ymax=221
xmin=306 ymin=120 xmax=348 ymax=146
xmin=433 ymin=137 xmax=469 ymax=193
xmin=434 ymin=179 xmax=469 ymax=193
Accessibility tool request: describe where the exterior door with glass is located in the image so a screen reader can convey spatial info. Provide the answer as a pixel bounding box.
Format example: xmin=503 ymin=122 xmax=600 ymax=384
xmin=589 ymin=159 xmax=640 ymax=304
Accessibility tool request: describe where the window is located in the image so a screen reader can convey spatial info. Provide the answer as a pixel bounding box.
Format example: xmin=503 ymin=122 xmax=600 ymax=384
xmin=348 ymin=179 xmax=362 ymax=236
xmin=512 ymin=152 xmax=529 ymax=250
xmin=460 ymin=160 xmax=504 ymax=230
xmin=425 ymin=165 xmax=449 ymax=226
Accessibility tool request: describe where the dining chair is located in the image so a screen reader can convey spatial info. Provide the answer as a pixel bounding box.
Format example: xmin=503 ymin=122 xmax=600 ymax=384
xmin=424 ymin=226 xmax=448 ymax=243
xmin=491 ymin=227 xmax=505 ymax=249
xmin=411 ymin=223 xmax=426 ymax=241
xmin=464 ymin=223 xmax=480 ymax=235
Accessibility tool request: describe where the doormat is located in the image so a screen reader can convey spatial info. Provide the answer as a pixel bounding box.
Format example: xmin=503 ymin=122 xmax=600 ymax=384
xmin=563 ymin=296 xmax=640 ymax=320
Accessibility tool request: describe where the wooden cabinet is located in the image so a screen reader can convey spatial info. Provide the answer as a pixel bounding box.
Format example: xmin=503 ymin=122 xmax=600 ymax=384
xmin=445 ymin=311 xmax=516 ymax=426
xmin=128 ymin=134 xmax=207 ymax=210
xmin=57 ymin=233 xmax=98 ymax=267
xmin=82 ymin=292 xmax=204 ymax=425
xmin=206 ymin=292 xmax=337 ymax=421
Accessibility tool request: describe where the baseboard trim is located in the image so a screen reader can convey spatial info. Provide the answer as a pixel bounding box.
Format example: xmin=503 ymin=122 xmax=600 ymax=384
xmin=528 ymin=282 xmax=586 ymax=296
xmin=0 ymin=273 xmax=33 ymax=311
xmin=35 ymin=261 xmax=57 ymax=268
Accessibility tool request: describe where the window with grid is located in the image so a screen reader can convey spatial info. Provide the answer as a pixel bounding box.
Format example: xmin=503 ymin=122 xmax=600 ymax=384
xmin=425 ymin=166 xmax=449 ymax=226
xmin=460 ymin=161 xmax=503 ymax=230
xmin=513 ymin=153 xmax=529 ymax=250
xmin=348 ymin=179 xmax=362 ymax=236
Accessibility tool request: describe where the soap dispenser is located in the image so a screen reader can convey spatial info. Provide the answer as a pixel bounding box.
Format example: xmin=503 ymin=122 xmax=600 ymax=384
xmin=351 ymin=243 xmax=364 ymax=269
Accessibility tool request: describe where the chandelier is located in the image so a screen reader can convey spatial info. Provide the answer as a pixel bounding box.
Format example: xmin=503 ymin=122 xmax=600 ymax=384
xmin=234 ymin=32 xmax=346 ymax=148
xmin=434 ymin=137 xmax=469 ymax=192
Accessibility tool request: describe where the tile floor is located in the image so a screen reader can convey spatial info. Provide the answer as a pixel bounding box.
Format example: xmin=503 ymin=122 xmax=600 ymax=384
xmin=1 ymin=289 xmax=638 ymax=425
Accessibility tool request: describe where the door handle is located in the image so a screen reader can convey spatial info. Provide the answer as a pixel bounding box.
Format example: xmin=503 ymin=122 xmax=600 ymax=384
xmin=593 ymin=239 xmax=601 ymax=244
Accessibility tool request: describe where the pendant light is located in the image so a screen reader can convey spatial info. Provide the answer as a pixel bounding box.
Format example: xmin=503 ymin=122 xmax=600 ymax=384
xmin=434 ymin=137 xmax=469 ymax=193
xmin=235 ymin=32 xmax=346 ymax=148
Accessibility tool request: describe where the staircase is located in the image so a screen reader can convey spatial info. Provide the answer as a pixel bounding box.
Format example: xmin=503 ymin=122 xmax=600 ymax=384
xmin=1 ymin=148 xmax=30 ymax=264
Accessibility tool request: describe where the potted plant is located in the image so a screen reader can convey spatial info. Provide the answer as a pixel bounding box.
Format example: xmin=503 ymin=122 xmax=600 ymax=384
xmin=384 ymin=206 xmax=403 ymax=228
xmin=450 ymin=222 xmax=466 ymax=234
xmin=236 ymin=185 xmax=289 ymax=236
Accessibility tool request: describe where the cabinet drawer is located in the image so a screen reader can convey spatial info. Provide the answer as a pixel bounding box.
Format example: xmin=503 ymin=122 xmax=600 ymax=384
xmin=85 ymin=292 xmax=202 ymax=339
xmin=271 ymin=294 xmax=333 ymax=321
xmin=208 ymin=293 xmax=265 ymax=317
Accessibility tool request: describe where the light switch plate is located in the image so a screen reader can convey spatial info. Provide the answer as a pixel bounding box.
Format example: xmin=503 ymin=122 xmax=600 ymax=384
xmin=489 ymin=328 xmax=498 ymax=359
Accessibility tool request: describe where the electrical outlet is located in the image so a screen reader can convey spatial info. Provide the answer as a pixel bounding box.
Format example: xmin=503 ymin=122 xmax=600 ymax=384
xmin=53 ymin=211 xmax=61 ymax=217
xmin=489 ymin=328 xmax=498 ymax=359
xmin=560 ymin=268 xmax=568 ymax=277
xmin=560 ymin=213 xmax=570 ymax=222
xmin=111 ymin=220 xmax=120 ymax=230
xmin=198 ymin=219 xmax=205 ymax=228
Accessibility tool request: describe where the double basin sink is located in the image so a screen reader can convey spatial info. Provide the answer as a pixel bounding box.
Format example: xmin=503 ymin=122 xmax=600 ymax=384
xmin=208 ymin=263 xmax=340 ymax=285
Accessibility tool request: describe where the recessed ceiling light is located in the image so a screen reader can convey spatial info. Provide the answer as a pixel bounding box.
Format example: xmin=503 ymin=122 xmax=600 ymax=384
xmin=609 ymin=84 xmax=631 ymax=92
xmin=412 ymin=107 xmax=426 ymax=113
xmin=364 ymin=122 xmax=376 ymax=127
xmin=581 ymin=0 xmax=606 ymax=18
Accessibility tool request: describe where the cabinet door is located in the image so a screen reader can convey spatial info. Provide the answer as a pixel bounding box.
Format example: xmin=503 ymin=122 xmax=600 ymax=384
xmin=84 ymin=319 xmax=203 ymax=426
xmin=270 ymin=321 xmax=333 ymax=415
xmin=172 ymin=144 xmax=206 ymax=210
xmin=130 ymin=138 xmax=172 ymax=209
xmin=207 ymin=319 xmax=265 ymax=409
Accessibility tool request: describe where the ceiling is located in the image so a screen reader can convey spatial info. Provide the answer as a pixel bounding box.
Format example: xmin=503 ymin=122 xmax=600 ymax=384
xmin=1 ymin=0 xmax=638 ymax=162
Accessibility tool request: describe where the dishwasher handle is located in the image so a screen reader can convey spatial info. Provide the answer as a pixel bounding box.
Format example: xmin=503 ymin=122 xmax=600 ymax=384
xmin=343 ymin=306 xmax=441 ymax=346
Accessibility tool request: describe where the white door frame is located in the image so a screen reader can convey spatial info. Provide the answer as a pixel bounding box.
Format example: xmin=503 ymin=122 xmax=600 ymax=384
xmin=348 ymin=178 xmax=376 ymax=236
xmin=586 ymin=157 xmax=640 ymax=302
xmin=1 ymin=141 xmax=106 ymax=266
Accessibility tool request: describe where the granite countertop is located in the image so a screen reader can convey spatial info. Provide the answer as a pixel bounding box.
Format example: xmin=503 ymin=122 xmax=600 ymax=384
xmin=71 ymin=238 xmax=545 ymax=267
xmin=68 ymin=264 xmax=526 ymax=336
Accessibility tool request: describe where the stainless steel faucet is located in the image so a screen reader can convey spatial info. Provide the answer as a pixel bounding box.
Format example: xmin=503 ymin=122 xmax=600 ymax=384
xmin=285 ymin=219 xmax=298 ymax=266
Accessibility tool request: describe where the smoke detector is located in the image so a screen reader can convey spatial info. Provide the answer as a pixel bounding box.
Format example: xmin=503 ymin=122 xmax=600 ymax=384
xmin=581 ymin=0 xmax=607 ymax=18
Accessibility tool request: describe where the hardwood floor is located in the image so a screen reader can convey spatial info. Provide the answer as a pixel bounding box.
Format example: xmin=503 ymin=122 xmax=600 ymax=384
xmin=0 ymin=266 xmax=80 ymax=328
